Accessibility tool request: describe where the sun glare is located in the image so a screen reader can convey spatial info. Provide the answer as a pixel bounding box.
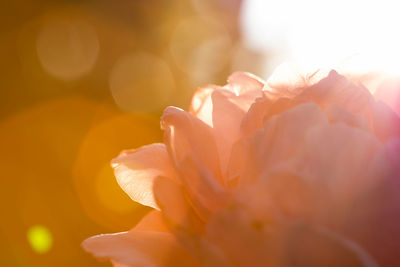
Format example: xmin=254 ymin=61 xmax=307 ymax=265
xmin=240 ymin=0 xmax=400 ymax=76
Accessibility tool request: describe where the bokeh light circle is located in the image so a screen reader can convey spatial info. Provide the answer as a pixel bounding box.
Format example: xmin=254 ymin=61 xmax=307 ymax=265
xmin=27 ymin=225 xmax=52 ymax=254
xmin=109 ymin=52 xmax=175 ymax=112
xmin=169 ymin=16 xmax=231 ymax=84
xmin=36 ymin=17 xmax=99 ymax=81
xmin=73 ymin=112 xmax=162 ymax=230
xmin=95 ymin=164 xmax=137 ymax=215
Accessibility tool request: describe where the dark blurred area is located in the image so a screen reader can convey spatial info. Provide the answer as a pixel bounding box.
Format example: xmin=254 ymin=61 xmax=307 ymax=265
xmin=0 ymin=0 xmax=264 ymax=266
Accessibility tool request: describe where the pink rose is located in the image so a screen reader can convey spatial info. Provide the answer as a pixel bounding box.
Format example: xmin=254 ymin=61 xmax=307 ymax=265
xmin=83 ymin=65 xmax=400 ymax=266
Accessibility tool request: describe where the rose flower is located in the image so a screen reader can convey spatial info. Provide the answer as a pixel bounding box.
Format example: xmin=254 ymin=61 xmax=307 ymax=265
xmin=83 ymin=65 xmax=400 ymax=267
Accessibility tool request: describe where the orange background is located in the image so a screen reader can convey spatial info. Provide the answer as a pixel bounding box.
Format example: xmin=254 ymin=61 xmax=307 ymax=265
xmin=0 ymin=0 xmax=264 ymax=266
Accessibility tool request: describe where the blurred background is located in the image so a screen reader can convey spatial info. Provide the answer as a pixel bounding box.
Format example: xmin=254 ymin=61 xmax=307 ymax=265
xmin=1 ymin=0 xmax=400 ymax=266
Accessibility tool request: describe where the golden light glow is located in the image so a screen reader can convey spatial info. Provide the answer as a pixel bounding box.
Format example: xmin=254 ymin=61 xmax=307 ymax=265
xmin=109 ymin=52 xmax=175 ymax=112
xmin=7 ymin=0 xmax=398 ymax=266
xmin=36 ymin=17 xmax=99 ymax=81
xmin=27 ymin=225 xmax=52 ymax=254
xmin=1 ymin=1 xmax=246 ymax=266
xmin=170 ymin=16 xmax=231 ymax=85
xmin=73 ymin=112 xmax=161 ymax=230
xmin=95 ymin=164 xmax=136 ymax=215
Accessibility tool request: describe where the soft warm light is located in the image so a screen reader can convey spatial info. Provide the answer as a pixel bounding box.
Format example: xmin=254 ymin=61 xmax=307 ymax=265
xmin=240 ymin=0 xmax=400 ymax=75
xmin=169 ymin=17 xmax=231 ymax=85
xmin=73 ymin=112 xmax=161 ymax=229
xmin=95 ymin=164 xmax=136 ymax=215
xmin=27 ymin=225 xmax=52 ymax=254
xmin=36 ymin=17 xmax=99 ymax=81
xmin=109 ymin=52 xmax=175 ymax=112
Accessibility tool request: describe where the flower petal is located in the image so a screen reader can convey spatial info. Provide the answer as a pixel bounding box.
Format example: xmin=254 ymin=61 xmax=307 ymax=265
xmin=371 ymin=101 xmax=400 ymax=142
xmin=189 ymin=72 xmax=264 ymax=126
xmin=299 ymin=123 xmax=380 ymax=192
xmin=286 ymin=225 xmax=379 ymax=267
xmin=161 ymin=107 xmax=227 ymax=218
xmin=291 ymin=123 xmax=381 ymax=227
xmin=111 ymin=143 xmax=177 ymax=209
xmin=206 ymin=203 xmax=284 ymax=267
xmin=343 ymin=138 xmax=400 ymax=266
xmin=189 ymin=86 xmax=215 ymax=126
xmin=153 ymin=176 xmax=202 ymax=231
xmin=230 ymin=103 xmax=328 ymax=186
xmin=82 ymin=231 xmax=197 ymax=267
xmin=325 ymin=104 xmax=370 ymax=131
xmin=226 ymin=72 xmax=265 ymax=94
xmin=211 ymin=89 xmax=259 ymax=177
xmin=134 ymin=210 xmax=168 ymax=232
xmin=297 ymin=70 xmax=372 ymax=114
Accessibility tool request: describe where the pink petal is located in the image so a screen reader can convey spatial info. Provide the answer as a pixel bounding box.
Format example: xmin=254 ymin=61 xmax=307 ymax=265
xmin=343 ymin=138 xmax=400 ymax=266
xmin=231 ymin=103 xmax=328 ymax=186
xmin=240 ymin=95 xmax=294 ymax=138
xmin=226 ymin=72 xmax=265 ymax=94
xmin=134 ymin=210 xmax=168 ymax=232
xmin=287 ymin=225 xmax=379 ymax=267
xmin=111 ymin=260 xmax=131 ymax=267
xmin=189 ymin=72 xmax=264 ymax=127
xmin=206 ymin=203 xmax=284 ymax=267
xmin=153 ymin=176 xmax=202 ymax=231
xmin=298 ymin=70 xmax=373 ymax=115
xmin=82 ymin=231 xmax=197 ymax=267
xmin=324 ymin=104 xmax=370 ymax=131
xmin=111 ymin=143 xmax=178 ymax=209
xmin=161 ymin=107 xmax=227 ymax=218
xmin=371 ymin=101 xmax=400 ymax=142
xmin=189 ymin=86 xmax=215 ymax=126
xmin=292 ymin=123 xmax=381 ymax=227
xmin=211 ymin=89 xmax=259 ymax=177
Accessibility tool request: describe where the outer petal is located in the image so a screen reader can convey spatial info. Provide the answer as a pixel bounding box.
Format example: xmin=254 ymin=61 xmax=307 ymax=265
xmin=189 ymin=72 xmax=264 ymax=126
xmin=189 ymin=86 xmax=215 ymax=126
xmin=111 ymin=261 xmax=131 ymax=267
xmin=161 ymin=107 xmax=227 ymax=218
xmin=153 ymin=176 xmax=202 ymax=231
xmin=189 ymin=73 xmax=264 ymax=178
xmin=211 ymin=89 xmax=262 ymax=177
xmin=134 ymin=210 xmax=169 ymax=232
xmin=82 ymin=231 xmax=198 ymax=267
xmin=225 ymin=72 xmax=265 ymax=94
xmin=111 ymin=143 xmax=177 ymax=209
xmin=268 ymin=64 xmax=374 ymax=116
xmin=211 ymin=90 xmax=245 ymax=176
xmin=153 ymin=177 xmax=230 ymax=267
xmin=297 ymin=70 xmax=373 ymax=115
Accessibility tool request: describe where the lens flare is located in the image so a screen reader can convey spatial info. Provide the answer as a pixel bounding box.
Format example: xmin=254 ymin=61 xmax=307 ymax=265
xmin=27 ymin=225 xmax=52 ymax=254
